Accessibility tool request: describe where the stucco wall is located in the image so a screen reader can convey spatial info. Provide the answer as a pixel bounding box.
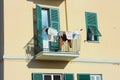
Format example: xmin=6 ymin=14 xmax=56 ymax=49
xmin=4 ymin=60 xmax=120 ymax=80
xmin=3 ymin=0 xmax=120 ymax=80
xmin=4 ymin=0 xmax=120 ymax=60
xmin=65 ymin=0 xmax=120 ymax=60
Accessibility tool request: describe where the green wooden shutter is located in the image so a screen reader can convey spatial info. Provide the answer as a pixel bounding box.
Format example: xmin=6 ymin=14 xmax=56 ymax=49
xmin=85 ymin=12 xmax=98 ymax=28
xmin=77 ymin=74 xmax=90 ymax=80
xmin=64 ymin=74 xmax=74 ymax=80
xmin=32 ymin=73 xmax=43 ymax=80
xmin=85 ymin=12 xmax=101 ymax=41
xmin=36 ymin=5 xmax=43 ymax=52
xmin=49 ymin=8 xmax=60 ymax=51
xmin=89 ymin=26 xmax=101 ymax=36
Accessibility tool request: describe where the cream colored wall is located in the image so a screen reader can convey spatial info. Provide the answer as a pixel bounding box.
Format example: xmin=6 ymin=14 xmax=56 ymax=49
xmin=4 ymin=0 xmax=120 ymax=60
xmin=4 ymin=60 xmax=120 ymax=80
xmin=4 ymin=0 xmax=34 ymax=56
xmin=3 ymin=0 xmax=120 ymax=80
xmin=66 ymin=0 xmax=120 ymax=60
xmin=4 ymin=0 xmax=66 ymax=56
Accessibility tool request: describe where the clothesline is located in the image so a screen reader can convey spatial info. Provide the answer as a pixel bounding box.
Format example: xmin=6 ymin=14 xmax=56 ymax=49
xmin=45 ymin=27 xmax=82 ymax=41
xmin=24 ymin=26 xmax=82 ymax=48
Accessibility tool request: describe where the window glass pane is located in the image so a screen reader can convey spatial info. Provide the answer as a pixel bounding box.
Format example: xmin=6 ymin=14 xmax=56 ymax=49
xmin=90 ymin=76 xmax=95 ymax=80
xmin=90 ymin=75 xmax=102 ymax=80
xmin=41 ymin=9 xmax=49 ymax=50
xmin=41 ymin=9 xmax=49 ymax=40
xmin=44 ymin=75 xmax=51 ymax=80
xmin=94 ymin=35 xmax=98 ymax=41
xmin=54 ymin=75 xmax=60 ymax=80
xmin=96 ymin=75 xmax=101 ymax=80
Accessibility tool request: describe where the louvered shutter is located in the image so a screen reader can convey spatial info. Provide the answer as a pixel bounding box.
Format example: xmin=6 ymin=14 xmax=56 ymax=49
xmin=89 ymin=27 xmax=101 ymax=36
xmin=85 ymin=12 xmax=98 ymax=28
xmin=77 ymin=74 xmax=90 ymax=80
xmin=85 ymin=12 xmax=101 ymax=41
xmin=64 ymin=74 xmax=74 ymax=80
xmin=36 ymin=5 xmax=43 ymax=51
xmin=49 ymin=8 xmax=60 ymax=51
xmin=32 ymin=73 xmax=43 ymax=80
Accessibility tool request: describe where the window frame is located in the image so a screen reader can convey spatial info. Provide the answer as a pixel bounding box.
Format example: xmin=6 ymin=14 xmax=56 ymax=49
xmin=77 ymin=74 xmax=102 ymax=80
xmin=90 ymin=74 xmax=102 ymax=80
xmin=43 ymin=73 xmax=63 ymax=80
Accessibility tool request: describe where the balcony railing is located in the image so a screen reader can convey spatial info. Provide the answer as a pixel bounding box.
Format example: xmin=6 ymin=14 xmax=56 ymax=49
xmin=24 ymin=32 xmax=81 ymax=61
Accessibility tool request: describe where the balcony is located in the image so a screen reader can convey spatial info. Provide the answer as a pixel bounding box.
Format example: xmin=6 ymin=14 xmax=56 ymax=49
xmin=24 ymin=32 xmax=80 ymax=61
xmin=35 ymin=52 xmax=79 ymax=61
xmin=35 ymin=35 xmax=80 ymax=61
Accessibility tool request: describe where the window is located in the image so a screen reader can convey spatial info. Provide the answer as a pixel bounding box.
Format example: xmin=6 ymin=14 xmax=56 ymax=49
xmin=44 ymin=74 xmax=62 ymax=80
xmin=77 ymin=74 xmax=102 ymax=80
xmin=34 ymin=5 xmax=60 ymax=52
xmin=90 ymin=74 xmax=102 ymax=80
xmin=85 ymin=12 xmax=101 ymax=41
xmin=32 ymin=73 xmax=74 ymax=80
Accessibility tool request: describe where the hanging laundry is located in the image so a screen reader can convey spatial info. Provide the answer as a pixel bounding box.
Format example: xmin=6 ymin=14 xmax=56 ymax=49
xmin=61 ymin=32 xmax=67 ymax=41
xmin=66 ymin=31 xmax=73 ymax=40
xmin=59 ymin=31 xmax=72 ymax=48
xmin=73 ymin=29 xmax=80 ymax=40
xmin=46 ymin=27 xmax=58 ymax=42
xmin=59 ymin=37 xmax=63 ymax=49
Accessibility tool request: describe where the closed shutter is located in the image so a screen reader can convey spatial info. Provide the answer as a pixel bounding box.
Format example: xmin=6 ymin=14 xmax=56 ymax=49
xmin=36 ymin=5 xmax=43 ymax=51
xmin=64 ymin=74 xmax=74 ymax=80
xmin=49 ymin=8 xmax=60 ymax=51
xmin=77 ymin=74 xmax=90 ymax=80
xmin=32 ymin=73 xmax=43 ymax=80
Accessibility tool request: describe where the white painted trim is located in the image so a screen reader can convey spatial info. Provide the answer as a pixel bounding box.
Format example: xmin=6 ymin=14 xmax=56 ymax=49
xmin=2 ymin=55 xmax=120 ymax=64
xmin=72 ymin=58 xmax=120 ymax=64
xmin=3 ymin=55 xmax=33 ymax=60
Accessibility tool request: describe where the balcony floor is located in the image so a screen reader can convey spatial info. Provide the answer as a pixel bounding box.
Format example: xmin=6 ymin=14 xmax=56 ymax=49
xmin=35 ymin=51 xmax=79 ymax=61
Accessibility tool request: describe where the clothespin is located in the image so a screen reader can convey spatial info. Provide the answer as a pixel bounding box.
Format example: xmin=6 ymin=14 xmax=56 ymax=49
xmin=80 ymin=29 xmax=83 ymax=31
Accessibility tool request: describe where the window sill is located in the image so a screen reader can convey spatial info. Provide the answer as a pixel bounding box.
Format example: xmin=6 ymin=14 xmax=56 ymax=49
xmin=84 ymin=40 xmax=100 ymax=43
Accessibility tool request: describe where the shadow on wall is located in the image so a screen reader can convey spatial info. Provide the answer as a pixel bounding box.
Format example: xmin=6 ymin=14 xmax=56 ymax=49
xmin=0 ymin=0 xmax=4 ymax=57
xmin=27 ymin=60 xmax=69 ymax=69
xmin=0 ymin=0 xmax=4 ymax=80
xmin=27 ymin=0 xmax=63 ymax=7
xmin=0 ymin=60 xmax=4 ymax=80
xmin=24 ymin=0 xmax=64 ymax=55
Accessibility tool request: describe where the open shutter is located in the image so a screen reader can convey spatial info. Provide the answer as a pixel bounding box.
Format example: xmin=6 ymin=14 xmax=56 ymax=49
xmin=36 ymin=5 xmax=43 ymax=52
xmin=32 ymin=73 xmax=43 ymax=80
xmin=88 ymin=26 xmax=101 ymax=36
xmin=64 ymin=74 xmax=74 ymax=80
xmin=77 ymin=74 xmax=90 ymax=80
xmin=49 ymin=8 xmax=60 ymax=51
xmin=85 ymin=12 xmax=101 ymax=41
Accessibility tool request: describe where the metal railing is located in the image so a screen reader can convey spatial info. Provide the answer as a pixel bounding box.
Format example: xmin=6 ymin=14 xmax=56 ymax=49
xmin=60 ymin=37 xmax=80 ymax=52
xmin=24 ymin=34 xmax=81 ymax=55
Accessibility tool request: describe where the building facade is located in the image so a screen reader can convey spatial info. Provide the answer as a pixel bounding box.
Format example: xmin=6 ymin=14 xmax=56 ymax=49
xmin=0 ymin=0 xmax=120 ymax=80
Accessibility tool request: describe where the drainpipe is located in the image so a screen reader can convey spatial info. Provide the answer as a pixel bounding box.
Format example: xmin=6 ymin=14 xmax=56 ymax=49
xmin=64 ymin=0 xmax=68 ymax=31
